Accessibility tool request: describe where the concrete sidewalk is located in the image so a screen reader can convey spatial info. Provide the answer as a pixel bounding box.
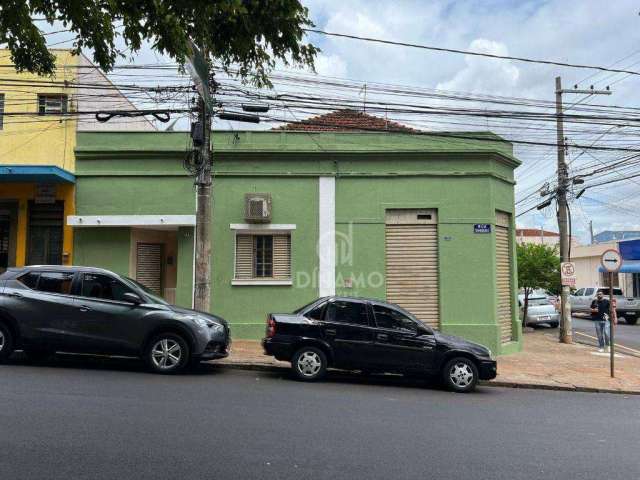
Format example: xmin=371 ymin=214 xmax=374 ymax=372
xmin=219 ymin=330 xmax=640 ymax=394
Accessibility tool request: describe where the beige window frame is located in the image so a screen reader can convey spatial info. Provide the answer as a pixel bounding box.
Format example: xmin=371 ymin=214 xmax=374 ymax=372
xmin=233 ymin=233 xmax=292 ymax=285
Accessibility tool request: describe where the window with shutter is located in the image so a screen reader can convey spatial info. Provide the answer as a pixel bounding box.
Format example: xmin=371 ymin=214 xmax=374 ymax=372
xmin=38 ymin=94 xmax=68 ymax=115
xmin=235 ymin=233 xmax=291 ymax=281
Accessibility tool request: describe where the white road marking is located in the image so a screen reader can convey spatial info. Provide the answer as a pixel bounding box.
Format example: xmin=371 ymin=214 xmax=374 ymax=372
xmin=574 ymin=331 xmax=640 ymax=355
xmin=590 ymin=352 xmax=626 ymax=358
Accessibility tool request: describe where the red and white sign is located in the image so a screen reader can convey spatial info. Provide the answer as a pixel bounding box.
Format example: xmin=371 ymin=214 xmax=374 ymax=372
xmin=561 ymin=262 xmax=576 ymax=287
xmin=601 ymin=249 xmax=623 ymax=273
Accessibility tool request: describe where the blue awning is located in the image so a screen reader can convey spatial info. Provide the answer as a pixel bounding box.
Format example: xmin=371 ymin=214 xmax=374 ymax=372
xmin=598 ymin=259 xmax=640 ymax=273
xmin=0 ymin=165 xmax=75 ymax=184
xmin=619 ymin=238 xmax=640 ymax=261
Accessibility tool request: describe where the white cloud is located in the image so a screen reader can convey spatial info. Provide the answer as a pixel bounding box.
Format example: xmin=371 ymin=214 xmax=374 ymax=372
xmin=436 ymin=39 xmax=520 ymax=93
xmin=313 ymin=53 xmax=348 ymax=78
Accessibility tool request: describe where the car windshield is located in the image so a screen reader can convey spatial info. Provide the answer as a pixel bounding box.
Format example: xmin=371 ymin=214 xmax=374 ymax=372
xmin=123 ymin=276 xmax=169 ymax=305
xmin=597 ymin=288 xmax=624 ymax=296
xmin=528 ymin=297 xmax=551 ymax=306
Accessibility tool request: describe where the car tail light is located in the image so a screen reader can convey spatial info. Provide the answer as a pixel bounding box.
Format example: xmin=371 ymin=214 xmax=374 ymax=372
xmin=266 ymin=315 xmax=276 ymax=338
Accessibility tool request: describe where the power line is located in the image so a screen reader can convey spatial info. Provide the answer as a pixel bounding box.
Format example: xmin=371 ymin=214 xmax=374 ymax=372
xmin=305 ymin=28 xmax=640 ymax=77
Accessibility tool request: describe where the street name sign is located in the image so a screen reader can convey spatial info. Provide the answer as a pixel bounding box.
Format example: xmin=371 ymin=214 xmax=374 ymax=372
xmin=473 ymin=224 xmax=491 ymax=234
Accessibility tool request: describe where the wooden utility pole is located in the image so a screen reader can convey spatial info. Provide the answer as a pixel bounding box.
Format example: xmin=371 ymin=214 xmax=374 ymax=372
xmin=589 ymin=220 xmax=594 ymax=244
xmin=555 ymin=76 xmax=572 ymax=344
xmin=194 ymin=56 xmax=212 ymax=313
xmin=555 ymin=77 xmax=612 ymax=343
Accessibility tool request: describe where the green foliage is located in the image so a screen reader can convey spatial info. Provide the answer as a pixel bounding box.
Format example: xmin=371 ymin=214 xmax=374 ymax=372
xmin=517 ymin=243 xmax=560 ymax=326
xmin=0 ymin=0 xmax=318 ymax=85
xmin=517 ymin=243 xmax=560 ymax=293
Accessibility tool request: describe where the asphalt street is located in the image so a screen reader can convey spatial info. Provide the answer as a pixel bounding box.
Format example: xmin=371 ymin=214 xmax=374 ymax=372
xmin=571 ymin=315 xmax=640 ymax=352
xmin=1 ymin=354 xmax=639 ymax=480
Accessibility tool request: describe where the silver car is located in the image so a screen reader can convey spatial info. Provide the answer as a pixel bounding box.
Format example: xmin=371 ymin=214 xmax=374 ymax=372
xmin=518 ymin=295 xmax=560 ymax=327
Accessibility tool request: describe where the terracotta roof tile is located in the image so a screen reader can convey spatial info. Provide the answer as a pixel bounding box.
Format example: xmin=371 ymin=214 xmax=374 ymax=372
xmin=516 ymin=228 xmax=560 ymax=237
xmin=273 ymin=109 xmax=418 ymax=133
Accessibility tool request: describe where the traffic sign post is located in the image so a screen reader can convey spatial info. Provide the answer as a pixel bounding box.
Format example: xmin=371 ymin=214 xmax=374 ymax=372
xmin=600 ymin=249 xmax=622 ymax=378
xmin=560 ymin=262 xmax=576 ymax=287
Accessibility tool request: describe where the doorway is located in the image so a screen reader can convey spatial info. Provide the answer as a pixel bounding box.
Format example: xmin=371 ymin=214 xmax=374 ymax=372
xmin=0 ymin=201 xmax=18 ymax=273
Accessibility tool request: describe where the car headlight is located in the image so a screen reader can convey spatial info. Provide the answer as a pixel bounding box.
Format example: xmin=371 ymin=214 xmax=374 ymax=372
xmin=193 ymin=316 xmax=211 ymax=328
xmin=194 ymin=316 xmax=224 ymax=332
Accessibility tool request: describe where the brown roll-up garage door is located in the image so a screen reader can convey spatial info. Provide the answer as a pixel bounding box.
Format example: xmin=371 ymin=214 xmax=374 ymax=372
xmin=385 ymin=209 xmax=439 ymax=329
xmin=136 ymin=243 xmax=163 ymax=296
xmin=496 ymin=212 xmax=514 ymax=343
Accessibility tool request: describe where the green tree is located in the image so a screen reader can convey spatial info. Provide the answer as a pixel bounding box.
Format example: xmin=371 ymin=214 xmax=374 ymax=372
xmin=0 ymin=0 xmax=318 ymax=84
xmin=517 ymin=243 xmax=561 ymax=327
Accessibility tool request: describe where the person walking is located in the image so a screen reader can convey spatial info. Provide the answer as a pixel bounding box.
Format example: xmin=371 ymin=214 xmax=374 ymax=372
xmin=590 ymin=290 xmax=612 ymax=353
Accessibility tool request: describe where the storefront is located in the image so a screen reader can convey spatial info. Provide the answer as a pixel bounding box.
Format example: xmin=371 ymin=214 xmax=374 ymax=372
xmin=0 ymin=166 xmax=75 ymax=272
xmin=71 ymin=126 xmax=522 ymax=354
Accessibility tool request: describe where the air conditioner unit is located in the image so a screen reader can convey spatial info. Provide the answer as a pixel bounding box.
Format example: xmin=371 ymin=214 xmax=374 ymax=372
xmin=244 ymin=193 xmax=272 ymax=223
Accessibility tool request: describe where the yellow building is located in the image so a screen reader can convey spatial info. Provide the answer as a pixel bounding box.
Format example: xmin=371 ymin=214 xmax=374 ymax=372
xmin=0 ymin=49 xmax=155 ymax=272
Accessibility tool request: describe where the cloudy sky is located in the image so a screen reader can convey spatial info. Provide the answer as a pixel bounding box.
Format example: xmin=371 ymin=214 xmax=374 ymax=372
xmin=43 ymin=0 xmax=640 ymax=243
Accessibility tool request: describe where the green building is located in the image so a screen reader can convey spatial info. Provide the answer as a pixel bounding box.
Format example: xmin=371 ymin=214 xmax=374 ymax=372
xmin=70 ymin=111 xmax=522 ymax=354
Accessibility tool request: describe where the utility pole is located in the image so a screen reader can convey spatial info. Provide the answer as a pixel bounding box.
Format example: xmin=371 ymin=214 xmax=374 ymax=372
xmin=194 ymin=88 xmax=212 ymax=313
xmin=590 ymin=220 xmax=594 ymax=244
xmin=554 ymin=77 xmax=612 ymax=343
xmin=185 ymin=44 xmax=265 ymax=312
xmin=555 ymin=76 xmax=572 ymax=344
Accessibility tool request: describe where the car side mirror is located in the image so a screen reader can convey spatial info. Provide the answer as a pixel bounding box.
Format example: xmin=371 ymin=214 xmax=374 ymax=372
xmin=123 ymin=292 xmax=143 ymax=305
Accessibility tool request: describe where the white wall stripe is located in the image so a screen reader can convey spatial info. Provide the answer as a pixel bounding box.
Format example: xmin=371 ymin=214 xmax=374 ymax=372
xmin=318 ymin=176 xmax=336 ymax=297
xmin=67 ymin=215 xmax=195 ymax=227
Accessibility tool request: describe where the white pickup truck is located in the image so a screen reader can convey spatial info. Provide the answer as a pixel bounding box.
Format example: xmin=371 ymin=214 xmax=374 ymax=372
xmin=569 ymin=287 xmax=639 ymax=325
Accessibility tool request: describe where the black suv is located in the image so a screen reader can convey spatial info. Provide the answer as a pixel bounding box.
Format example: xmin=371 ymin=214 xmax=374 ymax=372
xmin=263 ymin=296 xmax=497 ymax=392
xmin=0 ymin=266 xmax=230 ymax=373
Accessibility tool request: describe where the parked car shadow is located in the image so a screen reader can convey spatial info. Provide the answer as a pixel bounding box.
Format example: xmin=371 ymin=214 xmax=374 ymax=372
xmin=6 ymin=351 xmax=224 ymax=376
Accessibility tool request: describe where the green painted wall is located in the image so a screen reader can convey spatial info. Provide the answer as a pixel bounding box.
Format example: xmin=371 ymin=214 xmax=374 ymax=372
xmin=176 ymin=226 xmax=194 ymax=309
xmin=210 ymin=176 xmax=319 ymax=339
xmin=73 ymin=227 xmax=130 ymax=276
xmin=334 ymin=175 xmax=520 ymax=354
xmin=75 ymin=177 xmax=194 ymax=215
xmin=73 ymin=130 xmax=521 ymax=353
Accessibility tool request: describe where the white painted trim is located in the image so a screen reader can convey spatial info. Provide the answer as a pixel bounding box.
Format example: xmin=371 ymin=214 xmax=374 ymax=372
xmin=230 ymin=223 xmax=296 ymax=231
xmin=67 ymin=215 xmax=196 ymax=227
xmin=231 ymin=279 xmax=293 ymax=286
xmin=318 ymin=177 xmax=336 ymax=297
xmin=192 ymin=191 xmax=197 ymax=309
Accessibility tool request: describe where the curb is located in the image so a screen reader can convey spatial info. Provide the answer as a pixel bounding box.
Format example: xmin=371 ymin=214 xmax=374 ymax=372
xmin=481 ymin=380 xmax=640 ymax=396
xmin=216 ymin=361 xmax=640 ymax=396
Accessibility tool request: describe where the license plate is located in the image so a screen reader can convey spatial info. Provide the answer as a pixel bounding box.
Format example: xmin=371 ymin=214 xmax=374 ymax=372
xmin=539 ymin=316 xmax=550 ymax=321
xmin=625 ymin=312 xmax=636 ymax=316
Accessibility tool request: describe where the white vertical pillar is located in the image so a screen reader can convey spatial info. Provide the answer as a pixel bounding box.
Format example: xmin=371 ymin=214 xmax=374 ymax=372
xmin=318 ymin=176 xmax=336 ymax=297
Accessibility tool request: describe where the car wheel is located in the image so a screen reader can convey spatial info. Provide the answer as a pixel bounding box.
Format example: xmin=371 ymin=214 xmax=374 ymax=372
xmin=292 ymin=346 xmax=327 ymax=381
xmin=549 ymin=321 xmax=559 ymax=328
xmin=23 ymin=348 xmax=53 ymax=363
xmin=442 ymin=357 xmax=478 ymax=393
xmin=0 ymin=323 xmax=15 ymax=363
xmin=145 ymin=333 xmax=190 ymax=374
xmin=625 ymin=316 xmax=638 ymax=326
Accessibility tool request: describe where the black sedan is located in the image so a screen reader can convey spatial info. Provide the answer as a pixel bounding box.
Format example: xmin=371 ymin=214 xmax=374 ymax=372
xmin=263 ymin=296 xmax=497 ymax=392
xmin=0 ymin=266 xmax=230 ymax=373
